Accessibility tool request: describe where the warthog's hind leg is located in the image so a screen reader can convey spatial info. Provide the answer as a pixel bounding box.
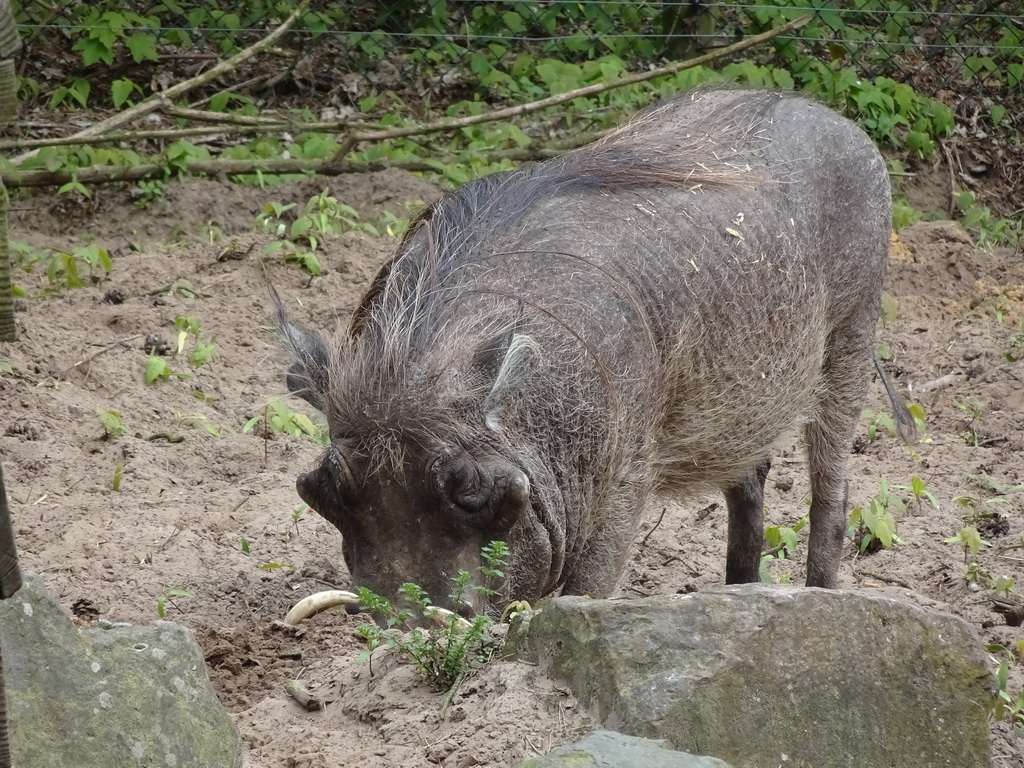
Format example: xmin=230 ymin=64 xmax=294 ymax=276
xmin=805 ymin=338 xmax=870 ymax=588
xmin=724 ymin=458 xmax=771 ymax=584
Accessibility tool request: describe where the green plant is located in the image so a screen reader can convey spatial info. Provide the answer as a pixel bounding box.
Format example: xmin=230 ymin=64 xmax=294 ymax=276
xmin=260 ymin=561 xmax=297 ymax=572
xmin=861 ymin=409 xmax=898 ymax=442
xmin=963 ymin=470 xmax=1024 ymax=499
xmin=176 ymin=413 xmax=222 ymax=437
xmin=954 ymin=190 xmax=1022 ymax=247
xmin=354 ymin=541 xmax=509 ymax=690
xmin=891 ymin=198 xmax=923 ymax=231
xmin=173 ymin=316 xmax=217 ymax=369
xmin=290 ymin=504 xmax=307 ymax=537
xmin=945 ymin=526 xmax=991 ymax=558
xmin=759 ymin=516 xmax=807 ymax=584
xmin=994 ymin=659 xmax=1024 ymax=737
xmin=156 ymin=589 xmax=194 ymax=618
xmin=135 ymin=178 xmax=167 ymax=208
xmin=97 ymin=409 xmax=129 ymax=440
xmin=895 ymin=476 xmax=939 ymax=512
xmin=14 ymin=243 xmax=114 ymax=293
xmin=1004 ymin=317 xmax=1024 ymax=363
xmin=174 ymin=316 xmax=201 ymax=354
xmin=144 ymin=353 xmax=189 ymax=386
xmin=848 ymin=477 xmax=905 ymax=554
xmin=953 ymin=400 xmax=986 ymax=447
xmin=257 ymin=189 xmax=382 ymax=276
xmin=243 ymin=399 xmax=326 ymax=443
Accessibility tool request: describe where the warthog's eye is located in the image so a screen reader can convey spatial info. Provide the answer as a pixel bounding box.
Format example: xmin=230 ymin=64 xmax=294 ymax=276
xmin=429 ymin=453 xmax=479 ymax=506
xmin=428 ymin=452 xmax=529 ymax=532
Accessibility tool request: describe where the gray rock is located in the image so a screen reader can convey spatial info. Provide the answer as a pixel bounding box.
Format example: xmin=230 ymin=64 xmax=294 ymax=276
xmin=513 ymin=730 xmax=734 ymax=767
xmin=0 ymin=572 xmax=242 ymax=768
xmin=508 ymin=586 xmax=994 ymax=768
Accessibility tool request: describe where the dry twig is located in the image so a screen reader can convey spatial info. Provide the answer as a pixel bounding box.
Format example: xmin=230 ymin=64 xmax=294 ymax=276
xmin=10 ymin=0 xmax=310 ymax=164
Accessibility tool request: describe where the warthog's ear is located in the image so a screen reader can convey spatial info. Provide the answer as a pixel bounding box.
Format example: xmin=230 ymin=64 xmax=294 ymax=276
xmin=480 ymin=333 xmax=540 ymax=428
xmin=275 ymin=300 xmax=331 ymax=413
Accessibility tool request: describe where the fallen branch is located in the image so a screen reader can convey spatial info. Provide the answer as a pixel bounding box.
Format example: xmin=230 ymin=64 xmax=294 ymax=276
xmin=5 ymin=15 xmax=805 ymax=170
xmin=59 ymin=335 xmax=142 ymax=380
xmin=0 ymin=144 xmax=580 ymax=188
xmin=10 ymin=0 xmax=310 ymax=164
xmin=342 ymin=15 xmax=811 ymax=146
xmin=162 ymin=104 xmax=292 ymax=127
xmin=0 ymin=118 xmax=372 ymax=151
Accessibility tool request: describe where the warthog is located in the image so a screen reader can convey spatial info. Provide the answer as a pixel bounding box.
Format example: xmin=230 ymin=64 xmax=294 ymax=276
xmin=280 ymin=89 xmax=913 ymax=616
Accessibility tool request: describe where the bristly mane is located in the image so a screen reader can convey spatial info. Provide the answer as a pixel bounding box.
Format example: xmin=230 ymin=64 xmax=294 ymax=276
xmin=350 ymin=89 xmax=774 ymax=341
xmin=328 ymin=90 xmax=777 ymax=464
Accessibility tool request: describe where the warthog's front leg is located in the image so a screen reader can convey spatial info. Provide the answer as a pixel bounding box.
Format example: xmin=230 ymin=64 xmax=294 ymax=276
xmin=724 ymin=458 xmax=770 ymax=584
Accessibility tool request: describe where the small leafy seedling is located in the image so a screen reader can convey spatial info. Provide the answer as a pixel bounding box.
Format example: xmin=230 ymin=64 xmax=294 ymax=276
xmin=260 ymin=561 xmax=297 ymax=572
xmin=174 ymin=315 xmax=201 ymax=354
xmin=895 ymin=476 xmax=938 ymax=512
xmin=243 ymin=399 xmax=326 ymax=443
xmin=759 ymin=517 xmax=806 ymax=583
xmin=157 ymin=589 xmax=195 ymax=618
xmin=861 ymin=409 xmax=897 ymax=442
xmin=144 ymin=354 xmax=189 ymax=385
xmin=848 ymin=477 xmax=905 ymax=554
xmin=954 ymin=400 xmax=986 ymax=447
xmin=1005 ymin=317 xmax=1024 ymax=363
xmin=112 ymin=462 xmax=123 ymax=491
xmin=176 ymin=413 xmax=222 ymax=436
xmin=290 ymin=504 xmax=306 ymax=537
xmin=945 ymin=526 xmax=991 ymax=559
xmin=97 ymin=409 xmax=129 ymax=440
xmin=355 ymin=541 xmax=509 ymax=691
xmin=173 ymin=316 xmax=217 ymax=368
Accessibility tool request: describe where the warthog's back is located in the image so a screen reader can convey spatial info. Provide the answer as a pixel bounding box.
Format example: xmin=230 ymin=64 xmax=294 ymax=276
xmin=282 ymin=89 xmax=894 ymax=607
xmin=395 ymin=89 xmax=890 ymax=491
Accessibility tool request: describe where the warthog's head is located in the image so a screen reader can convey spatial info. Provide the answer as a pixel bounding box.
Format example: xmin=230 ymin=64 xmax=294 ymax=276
xmin=278 ymin=304 xmax=543 ymax=617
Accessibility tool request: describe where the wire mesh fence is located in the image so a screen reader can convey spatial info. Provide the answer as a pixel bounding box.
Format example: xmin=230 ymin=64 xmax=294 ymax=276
xmin=8 ymin=1 xmax=1023 ymax=114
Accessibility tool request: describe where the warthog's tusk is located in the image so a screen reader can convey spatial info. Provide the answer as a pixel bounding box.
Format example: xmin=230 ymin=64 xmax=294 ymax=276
xmin=283 ymin=590 xmax=360 ymax=626
xmin=423 ymin=605 xmax=473 ymax=630
xmin=282 ymin=591 xmax=475 ymax=630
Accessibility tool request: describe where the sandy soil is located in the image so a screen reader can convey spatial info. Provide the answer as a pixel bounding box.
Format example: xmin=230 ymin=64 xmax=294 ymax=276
xmin=1 ymin=170 xmax=1021 ymax=767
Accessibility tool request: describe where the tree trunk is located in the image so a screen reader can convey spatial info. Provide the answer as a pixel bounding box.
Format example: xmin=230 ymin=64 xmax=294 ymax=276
xmin=0 ymin=0 xmax=20 ymax=343
xmin=0 ymin=461 xmax=21 ymax=768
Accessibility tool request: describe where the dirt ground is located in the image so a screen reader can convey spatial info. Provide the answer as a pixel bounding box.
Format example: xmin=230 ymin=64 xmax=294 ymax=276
xmin=1 ymin=169 xmax=1022 ymax=767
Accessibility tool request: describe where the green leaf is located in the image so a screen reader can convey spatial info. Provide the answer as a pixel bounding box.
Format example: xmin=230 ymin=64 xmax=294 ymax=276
xmin=112 ymin=462 xmax=123 ymax=491
xmin=289 ymin=412 xmax=318 ymax=436
xmin=74 ymin=37 xmax=114 ymax=67
xmin=145 ymin=356 xmax=169 ymax=385
xmin=188 ymin=339 xmax=215 ymax=368
xmin=958 ymin=526 xmax=989 ymax=556
xmin=871 ymin=514 xmax=893 ymax=549
xmin=0 ymin=361 xmax=13 ymax=374
xmin=111 ymin=78 xmax=137 ymax=109
xmin=125 ymin=33 xmax=159 ymax=63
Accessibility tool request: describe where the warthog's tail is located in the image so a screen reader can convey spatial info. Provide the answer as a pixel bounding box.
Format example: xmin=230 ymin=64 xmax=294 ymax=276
xmin=873 ymin=355 xmax=918 ymax=443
